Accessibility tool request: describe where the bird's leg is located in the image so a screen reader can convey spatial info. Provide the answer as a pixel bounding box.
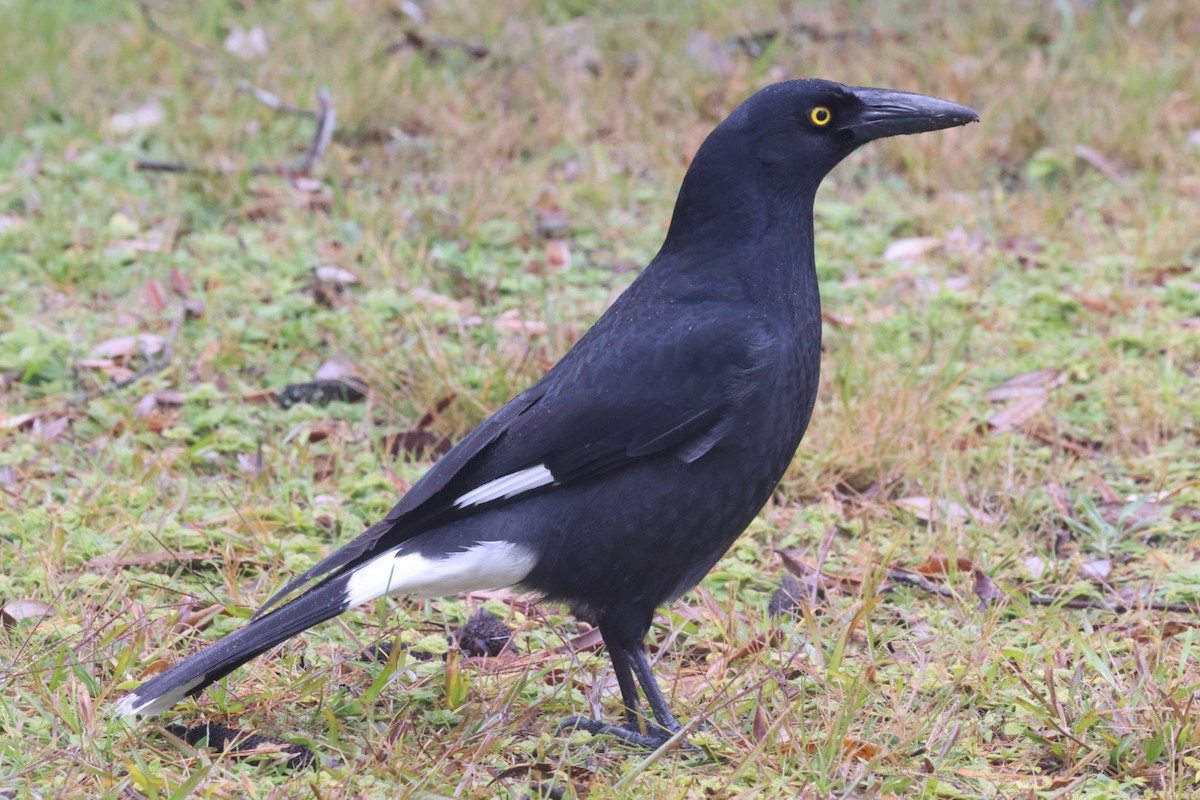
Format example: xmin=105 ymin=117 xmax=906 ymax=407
xmin=557 ymin=627 xmax=683 ymax=749
xmin=627 ymin=642 xmax=681 ymax=734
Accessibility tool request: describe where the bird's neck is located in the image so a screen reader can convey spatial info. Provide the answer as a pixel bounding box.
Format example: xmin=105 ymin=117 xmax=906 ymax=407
xmin=656 ymin=171 xmax=820 ymax=320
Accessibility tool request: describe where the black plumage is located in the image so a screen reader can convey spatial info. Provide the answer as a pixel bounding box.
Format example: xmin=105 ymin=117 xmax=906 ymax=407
xmin=116 ymin=79 xmax=977 ymax=747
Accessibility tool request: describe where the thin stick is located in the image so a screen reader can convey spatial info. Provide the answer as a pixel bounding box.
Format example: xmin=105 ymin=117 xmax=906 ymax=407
xmin=293 ymin=86 xmax=336 ymax=175
xmin=886 ymin=567 xmax=1199 ymax=614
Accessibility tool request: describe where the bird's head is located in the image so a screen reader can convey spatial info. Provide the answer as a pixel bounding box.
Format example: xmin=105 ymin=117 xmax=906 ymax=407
xmin=734 ymin=78 xmax=979 ymax=191
xmin=664 ymin=79 xmax=978 ymax=249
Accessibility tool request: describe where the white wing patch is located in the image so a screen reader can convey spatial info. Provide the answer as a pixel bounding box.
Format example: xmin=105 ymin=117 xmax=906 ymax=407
xmin=453 ymin=464 xmax=554 ymax=508
xmin=344 ymin=541 xmax=536 ymax=609
xmin=114 ymin=674 xmax=206 ymax=718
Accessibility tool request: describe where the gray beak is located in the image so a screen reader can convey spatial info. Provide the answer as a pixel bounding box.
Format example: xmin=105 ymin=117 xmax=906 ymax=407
xmin=844 ymin=87 xmax=979 ymax=143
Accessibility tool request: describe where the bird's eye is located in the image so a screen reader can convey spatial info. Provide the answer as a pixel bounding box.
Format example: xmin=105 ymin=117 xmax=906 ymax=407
xmin=809 ymin=106 xmax=832 ymax=126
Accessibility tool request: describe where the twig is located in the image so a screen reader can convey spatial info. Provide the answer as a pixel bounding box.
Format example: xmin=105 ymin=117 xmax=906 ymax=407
xmin=293 ymin=86 xmax=336 ymax=175
xmin=236 ymin=80 xmax=317 ymax=118
xmin=887 ymin=567 xmax=1199 ymax=615
xmin=131 ymin=159 xmax=194 ymax=173
xmin=135 ymin=87 xmax=336 ymax=177
xmin=136 ymin=0 xmax=223 ymax=62
xmin=385 ymin=30 xmax=489 ymax=61
xmin=73 ymin=309 xmax=184 ymax=405
xmin=810 ymin=527 xmax=837 ymax=606
xmin=1024 ymin=594 xmax=1199 ymax=614
xmin=885 ymin=569 xmax=957 ymax=598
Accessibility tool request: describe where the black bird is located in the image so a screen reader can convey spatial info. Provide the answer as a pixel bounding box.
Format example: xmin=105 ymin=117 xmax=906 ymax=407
xmin=116 ymin=79 xmax=977 ymax=747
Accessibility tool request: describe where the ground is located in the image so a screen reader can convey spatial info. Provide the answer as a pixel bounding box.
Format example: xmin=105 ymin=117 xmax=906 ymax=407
xmin=1 ymin=1 xmax=1198 ymax=797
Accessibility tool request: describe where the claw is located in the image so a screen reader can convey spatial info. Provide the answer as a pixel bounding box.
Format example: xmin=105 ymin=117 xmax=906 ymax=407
xmin=557 ymin=715 xmax=682 ymax=749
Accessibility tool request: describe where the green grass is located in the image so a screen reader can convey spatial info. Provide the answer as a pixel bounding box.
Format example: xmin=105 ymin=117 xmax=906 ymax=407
xmin=1 ymin=0 xmax=1198 ymax=797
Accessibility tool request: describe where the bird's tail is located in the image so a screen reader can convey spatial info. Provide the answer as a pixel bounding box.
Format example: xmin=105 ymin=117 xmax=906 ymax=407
xmin=114 ymin=539 xmax=536 ymax=716
xmin=114 ymin=570 xmax=354 ymax=717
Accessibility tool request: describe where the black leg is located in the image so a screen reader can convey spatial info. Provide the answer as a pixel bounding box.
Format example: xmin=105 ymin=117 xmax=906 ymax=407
xmin=627 ymin=643 xmax=680 ymax=733
xmin=556 ymin=617 xmax=685 ymax=749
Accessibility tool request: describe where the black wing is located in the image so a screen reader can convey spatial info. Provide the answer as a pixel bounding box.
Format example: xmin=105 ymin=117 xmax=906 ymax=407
xmin=255 ymin=297 xmax=775 ymax=617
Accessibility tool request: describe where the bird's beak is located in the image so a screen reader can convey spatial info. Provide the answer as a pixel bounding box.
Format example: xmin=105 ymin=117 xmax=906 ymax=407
xmin=843 ymin=87 xmax=979 ymax=143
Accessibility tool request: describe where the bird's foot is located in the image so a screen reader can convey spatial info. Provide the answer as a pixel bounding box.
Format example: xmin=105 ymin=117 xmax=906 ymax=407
xmin=556 ymin=715 xmax=683 ymax=749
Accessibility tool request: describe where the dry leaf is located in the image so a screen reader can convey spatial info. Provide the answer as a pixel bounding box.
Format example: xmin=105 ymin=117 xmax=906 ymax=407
xmin=894 ymin=496 xmax=996 ymax=526
xmin=109 ymin=100 xmax=164 ymax=134
xmin=1045 ymin=482 xmax=1072 ymax=517
xmin=238 ymin=448 xmax=266 ymax=477
xmin=883 ymin=237 xmax=942 ymax=264
xmin=380 ymin=430 xmax=452 ymax=459
xmin=972 ymin=569 xmax=1003 ymax=609
xmin=493 ymin=310 xmax=547 ymax=335
xmin=137 ymin=659 xmax=171 ymax=679
xmin=314 ymin=265 xmax=360 ymax=285
xmin=314 ymin=357 xmax=359 ymax=382
xmin=90 ymin=333 xmax=166 ymax=360
xmin=1073 ymin=144 xmax=1124 ymax=184
xmin=224 ymin=25 xmax=269 ymax=59
xmin=142 ymin=279 xmax=168 ymax=313
xmin=914 ymin=553 xmax=974 ymax=576
xmin=985 ymin=369 xmax=1064 ymax=401
xmin=987 ymin=393 xmax=1047 ymax=433
xmin=1 ymin=412 xmax=38 ymax=432
xmin=1079 ymin=559 xmax=1112 ymax=582
xmin=33 ymin=416 xmax=68 ymax=442
xmin=169 ymin=266 xmax=192 ymax=295
xmin=2 ymin=598 xmax=55 ymax=627
xmin=410 ymin=287 xmax=464 ymax=313
xmin=1024 ymin=555 xmax=1046 ymax=579
xmin=545 ymin=239 xmax=571 ymax=269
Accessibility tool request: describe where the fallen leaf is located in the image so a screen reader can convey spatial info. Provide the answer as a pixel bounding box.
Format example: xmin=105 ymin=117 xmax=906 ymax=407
xmin=883 ymin=237 xmax=942 ymax=264
xmin=1045 ymin=483 xmax=1072 ymax=517
xmin=545 ymin=239 xmax=571 ymax=269
xmin=142 ymin=279 xmax=168 ymax=313
xmin=314 ymin=357 xmax=360 ymax=382
xmin=972 ymin=569 xmax=1003 ymax=609
xmin=985 ymin=369 xmax=1064 ymax=401
xmin=822 ymin=310 xmax=857 ymax=327
xmin=751 ymin=704 xmax=769 ymax=741
xmin=914 ymin=553 xmax=974 ymax=576
xmin=223 ymin=25 xmax=269 ymax=59
xmin=987 ymin=392 xmax=1047 ymax=433
xmin=493 ymin=310 xmax=547 ymax=335
xmin=410 ymin=287 xmax=464 ymax=313
xmin=1024 ymin=555 xmax=1046 ymax=579
xmin=137 ymin=659 xmax=171 ymax=679
xmin=1079 ymin=559 xmax=1112 ymax=582
xmin=1 ymin=598 xmax=55 ymax=627
xmin=90 ymin=333 xmax=166 ymax=360
xmin=169 ymin=266 xmax=192 ymax=295
xmin=33 ymin=416 xmax=68 ymax=442
xmin=1073 ymin=144 xmax=1124 ymax=184
xmin=314 ymin=265 xmax=360 ymax=285
xmin=1 ymin=412 xmax=39 ymax=432
xmin=109 ymin=100 xmax=164 ymax=134
xmin=894 ymin=496 xmax=996 ymax=526
xmin=380 ymin=430 xmax=452 ymax=459
xmin=802 ymin=737 xmax=882 ymax=760
xmin=238 ymin=446 xmax=266 ymax=477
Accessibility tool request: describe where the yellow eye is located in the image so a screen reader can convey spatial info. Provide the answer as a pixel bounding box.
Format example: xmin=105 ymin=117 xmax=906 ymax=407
xmin=810 ymin=106 xmax=832 ymax=126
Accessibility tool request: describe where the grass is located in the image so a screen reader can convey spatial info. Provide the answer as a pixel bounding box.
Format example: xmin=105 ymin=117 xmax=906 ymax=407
xmin=1 ymin=0 xmax=1198 ymax=796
